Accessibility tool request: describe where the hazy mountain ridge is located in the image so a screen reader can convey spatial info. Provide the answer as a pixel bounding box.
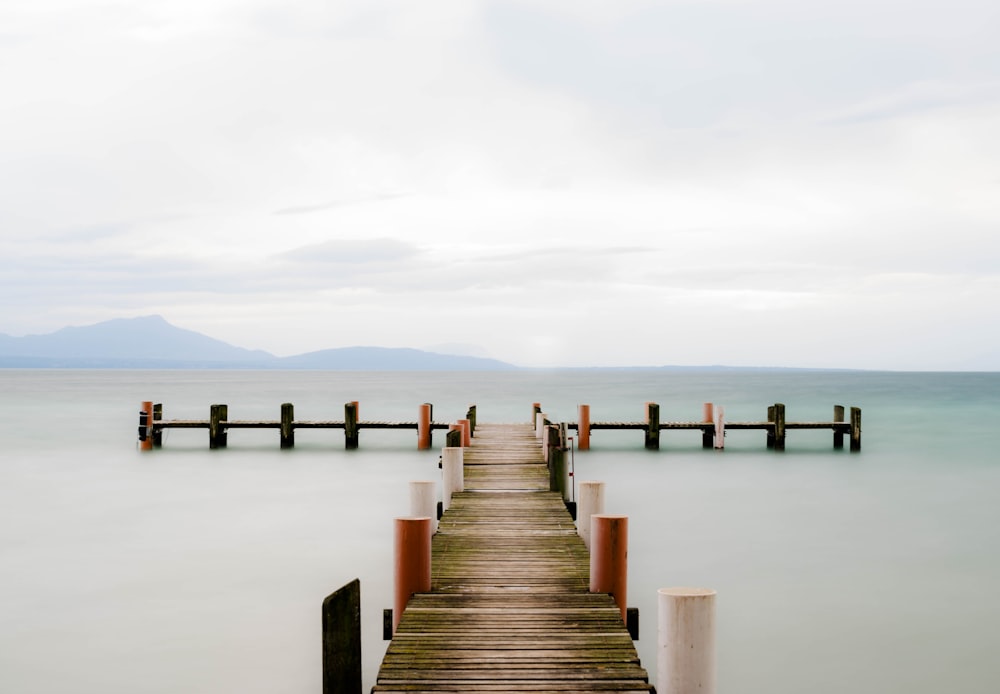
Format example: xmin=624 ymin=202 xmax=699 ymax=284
xmin=0 ymin=316 xmax=516 ymax=370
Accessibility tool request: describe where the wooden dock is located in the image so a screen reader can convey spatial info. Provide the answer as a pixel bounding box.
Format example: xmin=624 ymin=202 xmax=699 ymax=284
xmin=375 ymin=423 xmax=652 ymax=693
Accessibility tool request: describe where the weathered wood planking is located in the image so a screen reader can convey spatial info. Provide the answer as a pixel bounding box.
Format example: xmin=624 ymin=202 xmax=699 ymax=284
xmin=374 ymin=423 xmax=652 ymax=693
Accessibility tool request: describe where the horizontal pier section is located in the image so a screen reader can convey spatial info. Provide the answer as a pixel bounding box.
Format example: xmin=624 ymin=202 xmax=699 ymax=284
xmin=141 ymin=402 xmax=475 ymax=450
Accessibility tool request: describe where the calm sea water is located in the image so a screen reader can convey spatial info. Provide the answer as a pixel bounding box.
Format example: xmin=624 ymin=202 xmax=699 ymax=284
xmin=1 ymin=369 xmax=997 ymax=693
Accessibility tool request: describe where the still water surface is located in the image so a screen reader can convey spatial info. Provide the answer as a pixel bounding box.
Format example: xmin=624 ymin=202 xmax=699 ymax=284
xmin=1 ymin=369 xmax=997 ymax=692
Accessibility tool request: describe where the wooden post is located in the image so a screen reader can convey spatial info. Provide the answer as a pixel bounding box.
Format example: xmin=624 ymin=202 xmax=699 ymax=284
xmin=713 ymin=405 xmax=725 ymax=450
xmin=590 ymin=515 xmax=628 ymax=621
xmin=833 ymin=405 xmax=845 ymax=450
xmin=445 ymin=427 xmax=462 ymax=448
xmin=280 ymin=402 xmax=294 ymax=449
xmin=532 ymin=402 xmax=541 ymax=423
xmin=547 ymin=425 xmax=569 ymax=501
xmin=850 ymin=406 xmax=862 ymax=452
xmin=774 ymin=403 xmax=786 ymax=451
xmin=657 ymin=587 xmax=716 ymax=694
xmin=441 ymin=447 xmax=464 ymax=512
xmin=702 ymin=403 xmax=714 ymax=449
xmin=577 ymin=481 xmax=605 ymax=551
xmin=152 ymin=403 xmax=163 ymax=448
xmin=417 ymin=404 xmax=432 ymax=450
xmin=410 ymin=481 xmax=437 ymax=533
xmin=458 ymin=419 xmax=471 ymax=447
xmin=344 ymin=402 xmax=359 ymax=449
xmin=466 ymin=405 xmax=477 ymax=435
xmin=393 ymin=517 xmax=432 ymax=634
xmin=645 ymin=403 xmax=660 ymax=450
xmin=209 ymin=404 xmax=228 ymax=449
xmin=578 ymin=404 xmax=591 ymax=451
xmin=138 ymin=401 xmax=153 ymax=451
xmin=321 ymin=578 xmax=362 ymax=694
xmin=766 ymin=405 xmax=776 ymax=449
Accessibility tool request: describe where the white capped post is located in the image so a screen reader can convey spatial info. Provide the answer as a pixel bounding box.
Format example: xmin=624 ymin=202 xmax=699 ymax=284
xmin=577 ymin=480 xmax=606 ymax=551
xmin=409 ymin=480 xmax=437 ymax=533
xmin=441 ymin=447 xmax=464 ymax=512
xmin=657 ymin=587 xmax=717 ymax=694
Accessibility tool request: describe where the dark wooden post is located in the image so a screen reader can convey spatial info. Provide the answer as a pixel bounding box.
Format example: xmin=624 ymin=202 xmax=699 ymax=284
xmin=209 ymin=404 xmax=228 ymax=449
xmin=547 ymin=425 xmax=566 ymax=498
xmin=850 ymin=407 xmax=862 ymax=452
xmin=645 ymin=403 xmax=660 ymax=450
xmin=152 ymin=403 xmax=163 ymax=448
xmin=833 ymin=405 xmax=845 ymax=450
xmin=766 ymin=405 xmax=776 ymax=449
xmin=344 ymin=402 xmax=359 ymax=449
xmin=321 ymin=578 xmax=362 ymax=694
xmin=445 ymin=428 xmax=462 ymax=448
xmin=701 ymin=403 xmax=714 ymax=449
xmin=280 ymin=403 xmax=295 ymax=449
xmin=466 ymin=405 xmax=477 ymax=435
xmin=773 ymin=403 xmax=786 ymax=451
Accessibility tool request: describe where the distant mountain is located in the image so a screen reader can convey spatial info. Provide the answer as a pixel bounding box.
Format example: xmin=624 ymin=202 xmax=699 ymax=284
xmin=0 ymin=316 xmax=516 ymax=370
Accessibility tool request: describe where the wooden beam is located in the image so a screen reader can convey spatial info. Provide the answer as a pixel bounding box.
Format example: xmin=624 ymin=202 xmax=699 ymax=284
xmin=322 ymin=578 xmax=362 ymax=694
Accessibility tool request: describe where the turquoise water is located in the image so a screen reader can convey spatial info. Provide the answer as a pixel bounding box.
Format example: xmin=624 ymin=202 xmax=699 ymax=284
xmin=1 ymin=369 xmax=997 ymax=692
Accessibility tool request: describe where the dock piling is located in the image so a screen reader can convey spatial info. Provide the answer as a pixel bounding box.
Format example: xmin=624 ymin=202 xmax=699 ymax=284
xmin=645 ymin=403 xmax=660 ymax=450
xmin=773 ymin=403 xmax=786 ymax=451
xmin=657 ymin=587 xmax=717 ymax=694
xmin=321 ymin=578 xmax=362 ymax=694
xmin=209 ymin=404 xmax=228 ymax=449
xmin=577 ymin=481 xmax=606 ymax=551
xmin=590 ymin=514 xmax=629 ymax=621
xmin=441 ymin=447 xmax=464 ymax=512
xmin=850 ymin=406 xmax=862 ymax=451
xmin=417 ymin=404 xmax=432 ymax=450
xmin=280 ymin=403 xmax=294 ymax=449
xmin=578 ymin=404 xmax=591 ymax=451
xmin=702 ymin=403 xmax=714 ymax=448
xmin=344 ymin=402 xmax=358 ymax=449
xmin=393 ymin=517 xmax=432 ymax=635
xmin=833 ymin=405 xmax=845 ymax=449
xmin=409 ymin=481 xmax=437 ymax=533
xmin=138 ymin=401 xmax=153 ymax=451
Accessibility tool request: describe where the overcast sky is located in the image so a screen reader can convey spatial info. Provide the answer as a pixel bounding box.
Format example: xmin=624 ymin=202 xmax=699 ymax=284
xmin=2 ymin=0 xmax=998 ymax=369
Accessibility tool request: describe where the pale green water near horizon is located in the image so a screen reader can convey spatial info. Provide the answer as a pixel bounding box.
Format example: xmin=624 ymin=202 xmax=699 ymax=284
xmin=1 ymin=369 xmax=998 ymax=693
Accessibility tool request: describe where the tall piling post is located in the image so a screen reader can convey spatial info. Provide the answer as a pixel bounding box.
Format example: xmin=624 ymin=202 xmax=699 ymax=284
xmin=466 ymin=405 xmax=477 ymax=435
xmin=410 ymin=481 xmax=437 ymax=533
xmin=441 ymin=447 xmax=464 ymax=512
xmin=321 ymin=578 xmax=362 ymax=694
xmin=657 ymin=587 xmax=717 ymax=694
xmin=138 ymin=401 xmax=153 ymax=451
xmin=280 ymin=403 xmax=295 ymax=449
xmin=446 ymin=427 xmax=462 ymax=448
xmin=766 ymin=405 xmax=776 ymax=448
xmin=645 ymin=403 xmax=660 ymax=450
xmin=833 ymin=405 xmax=845 ymax=450
xmin=590 ymin=514 xmax=629 ymax=621
xmin=417 ymin=403 xmax=432 ymax=450
xmin=344 ymin=402 xmax=359 ymax=449
xmin=577 ymin=481 xmax=606 ymax=551
xmin=578 ymin=404 xmax=591 ymax=451
xmin=458 ymin=419 xmax=471 ymax=447
xmin=713 ymin=405 xmax=725 ymax=450
xmin=547 ymin=425 xmax=569 ymax=502
xmin=850 ymin=407 xmax=862 ymax=452
xmin=152 ymin=403 xmax=163 ymax=448
xmin=393 ymin=517 xmax=432 ymax=634
xmin=209 ymin=404 xmax=228 ymax=449
xmin=702 ymin=403 xmax=714 ymax=449
xmin=773 ymin=403 xmax=786 ymax=451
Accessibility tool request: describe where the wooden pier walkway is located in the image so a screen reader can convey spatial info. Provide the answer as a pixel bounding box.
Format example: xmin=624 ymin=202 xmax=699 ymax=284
xmin=375 ymin=423 xmax=652 ymax=693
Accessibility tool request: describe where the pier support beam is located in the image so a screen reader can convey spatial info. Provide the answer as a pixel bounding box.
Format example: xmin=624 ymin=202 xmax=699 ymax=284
xmin=577 ymin=481 xmax=605 ymax=551
xmin=578 ymin=405 xmax=591 ymax=451
xmin=713 ymin=405 xmax=725 ymax=450
xmin=393 ymin=517 xmax=432 ymax=634
xmin=645 ymin=403 xmax=660 ymax=450
xmin=322 ymin=578 xmax=362 ymax=694
xmin=657 ymin=587 xmax=716 ymax=694
xmin=152 ymin=403 xmax=163 ymax=448
xmin=209 ymin=404 xmax=228 ymax=449
xmin=773 ymin=403 xmax=786 ymax=451
xmin=833 ymin=405 xmax=845 ymax=449
xmin=850 ymin=406 xmax=862 ymax=452
xmin=441 ymin=447 xmax=464 ymax=512
xmin=702 ymin=403 xmax=714 ymax=449
xmin=466 ymin=405 xmax=477 ymax=435
xmin=417 ymin=404 xmax=432 ymax=450
xmin=446 ymin=426 xmax=462 ymax=448
xmin=547 ymin=425 xmax=570 ymax=502
xmin=410 ymin=481 xmax=437 ymax=533
xmin=280 ymin=403 xmax=294 ymax=449
xmin=138 ymin=401 xmax=153 ymax=451
xmin=590 ymin=514 xmax=628 ymax=621
xmin=458 ymin=419 xmax=471 ymax=447
xmin=344 ymin=402 xmax=358 ymax=449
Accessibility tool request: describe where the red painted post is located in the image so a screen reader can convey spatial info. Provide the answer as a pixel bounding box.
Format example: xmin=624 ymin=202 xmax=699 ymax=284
xmin=590 ymin=514 xmax=628 ymax=621
xmin=139 ymin=401 xmax=153 ymax=451
xmin=393 ymin=517 xmax=432 ymax=634
xmin=578 ymin=404 xmax=591 ymax=451
xmin=417 ymin=403 xmax=432 ymax=450
xmin=458 ymin=418 xmax=471 ymax=447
